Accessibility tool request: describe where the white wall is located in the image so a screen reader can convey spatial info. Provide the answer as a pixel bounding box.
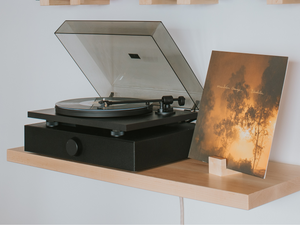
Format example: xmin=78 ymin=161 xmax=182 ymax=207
xmin=1 ymin=0 xmax=300 ymax=224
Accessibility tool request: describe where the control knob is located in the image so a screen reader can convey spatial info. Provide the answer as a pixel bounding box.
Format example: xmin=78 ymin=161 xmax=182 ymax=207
xmin=66 ymin=138 xmax=81 ymax=156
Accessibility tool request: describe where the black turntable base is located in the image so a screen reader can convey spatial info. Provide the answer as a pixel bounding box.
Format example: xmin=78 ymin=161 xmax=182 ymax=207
xmin=28 ymin=108 xmax=197 ymax=132
xmin=25 ymin=96 xmax=198 ymax=171
xmin=25 ymin=121 xmax=195 ymax=171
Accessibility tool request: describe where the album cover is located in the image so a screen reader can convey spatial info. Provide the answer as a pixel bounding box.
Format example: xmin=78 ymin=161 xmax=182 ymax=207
xmin=189 ymin=51 xmax=288 ymax=178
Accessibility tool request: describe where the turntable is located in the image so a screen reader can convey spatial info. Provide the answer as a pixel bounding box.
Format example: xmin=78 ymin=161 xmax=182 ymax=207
xmin=25 ymin=20 xmax=203 ymax=171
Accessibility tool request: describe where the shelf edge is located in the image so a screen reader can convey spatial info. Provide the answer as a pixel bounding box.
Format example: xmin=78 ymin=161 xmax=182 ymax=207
xmin=267 ymin=0 xmax=300 ymax=4
xmin=7 ymin=147 xmax=249 ymax=209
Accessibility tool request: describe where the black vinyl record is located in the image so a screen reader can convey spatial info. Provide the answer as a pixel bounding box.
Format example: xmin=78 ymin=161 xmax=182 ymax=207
xmin=55 ymin=97 xmax=153 ymax=118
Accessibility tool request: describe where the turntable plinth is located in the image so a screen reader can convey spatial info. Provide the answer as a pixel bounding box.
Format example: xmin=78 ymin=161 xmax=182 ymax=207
xmin=7 ymin=147 xmax=300 ymax=210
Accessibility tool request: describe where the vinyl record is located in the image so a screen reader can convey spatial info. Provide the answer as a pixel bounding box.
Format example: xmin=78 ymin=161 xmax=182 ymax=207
xmin=55 ymin=97 xmax=153 ymax=118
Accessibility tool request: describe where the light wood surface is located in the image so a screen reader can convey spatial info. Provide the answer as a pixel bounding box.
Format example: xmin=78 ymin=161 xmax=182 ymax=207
xmin=74 ymin=0 xmax=109 ymax=5
xmin=7 ymin=147 xmax=300 ymax=210
xmin=40 ymin=0 xmax=109 ymax=5
xmin=267 ymin=0 xmax=300 ymax=3
xmin=39 ymin=0 xmax=300 ymax=5
xmin=209 ymin=156 xmax=240 ymax=176
xmin=40 ymin=0 xmax=70 ymax=5
xmin=177 ymin=0 xmax=218 ymax=4
xmin=139 ymin=0 xmax=177 ymax=5
xmin=140 ymin=0 xmax=217 ymax=4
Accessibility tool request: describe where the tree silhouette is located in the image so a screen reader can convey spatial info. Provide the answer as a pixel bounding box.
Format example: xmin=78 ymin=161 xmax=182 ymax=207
xmin=196 ymin=79 xmax=215 ymax=145
xmin=241 ymin=57 xmax=287 ymax=171
xmin=242 ymin=105 xmax=268 ymax=170
xmin=214 ymin=65 xmax=250 ymax=150
xmin=189 ymin=79 xmax=215 ymax=161
xmin=189 ymin=52 xmax=288 ymax=178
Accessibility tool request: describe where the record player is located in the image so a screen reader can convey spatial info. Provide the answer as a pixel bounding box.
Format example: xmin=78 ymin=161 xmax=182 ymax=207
xmin=25 ymin=20 xmax=203 ymax=171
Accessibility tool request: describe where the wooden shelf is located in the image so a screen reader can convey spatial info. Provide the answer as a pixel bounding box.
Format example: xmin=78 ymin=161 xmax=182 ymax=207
xmin=177 ymin=0 xmax=218 ymax=4
xmin=267 ymin=0 xmax=300 ymax=3
xmin=7 ymin=147 xmax=300 ymax=210
xmin=140 ymin=0 xmax=177 ymax=4
xmin=40 ymin=0 xmax=109 ymax=6
xmin=139 ymin=0 xmax=218 ymax=5
xmin=38 ymin=0 xmax=300 ymax=5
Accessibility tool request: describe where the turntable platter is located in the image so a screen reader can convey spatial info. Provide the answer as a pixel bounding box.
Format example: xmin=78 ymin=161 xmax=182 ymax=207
xmin=55 ymin=97 xmax=153 ymax=118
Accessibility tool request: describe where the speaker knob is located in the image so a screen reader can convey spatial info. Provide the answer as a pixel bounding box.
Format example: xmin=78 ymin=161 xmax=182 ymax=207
xmin=66 ymin=138 xmax=81 ymax=156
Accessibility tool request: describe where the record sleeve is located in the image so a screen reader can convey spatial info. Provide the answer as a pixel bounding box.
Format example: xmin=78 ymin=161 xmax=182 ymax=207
xmin=189 ymin=51 xmax=288 ymax=178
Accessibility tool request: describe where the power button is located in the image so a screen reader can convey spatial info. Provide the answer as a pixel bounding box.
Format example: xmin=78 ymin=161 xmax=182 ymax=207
xmin=66 ymin=138 xmax=81 ymax=156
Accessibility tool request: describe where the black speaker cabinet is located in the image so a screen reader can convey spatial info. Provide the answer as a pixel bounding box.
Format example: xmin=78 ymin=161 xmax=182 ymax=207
xmin=25 ymin=122 xmax=195 ymax=171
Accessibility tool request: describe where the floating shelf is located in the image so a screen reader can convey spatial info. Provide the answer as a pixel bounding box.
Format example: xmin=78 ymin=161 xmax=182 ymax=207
xmin=267 ymin=0 xmax=300 ymax=3
xmin=38 ymin=0 xmax=300 ymax=5
xmin=139 ymin=0 xmax=218 ymax=4
xmin=40 ymin=0 xmax=109 ymax=6
xmin=140 ymin=0 xmax=177 ymax=4
xmin=7 ymin=147 xmax=300 ymax=210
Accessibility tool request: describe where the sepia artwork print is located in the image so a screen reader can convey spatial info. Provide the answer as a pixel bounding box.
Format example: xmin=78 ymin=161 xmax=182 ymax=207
xmin=189 ymin=51 xmax=288 ymax=178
